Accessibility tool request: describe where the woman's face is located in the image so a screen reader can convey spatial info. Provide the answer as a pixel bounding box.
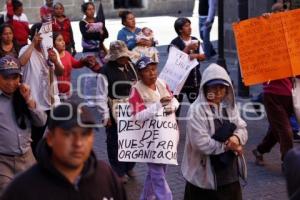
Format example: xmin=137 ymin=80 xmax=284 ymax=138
xmin=180 ymin=22 xmax=192 ymax=36
xmin=14 ymin=6 xmax=23 ymax=17
xmin=206 ymin=84 xmax=228 ymax=105
xmin=85 ymin=4 xmax=95 ymax=18
xmin=46 ymin=0 xmax=53 ymax=7
xmin=139 ymin=64 xmax=158 ymax=87
xmin=124 ymin=13 xmax=136 ymax=29
xmin=0 ymin=74 xmax=20 ymax=95
xmin=54 ymin=4 xmax=64 ymax=17
xmin=1 ymin=27 xmax=14 ymax=44
xmin=54 ymin=34 xmax=65 ymax=52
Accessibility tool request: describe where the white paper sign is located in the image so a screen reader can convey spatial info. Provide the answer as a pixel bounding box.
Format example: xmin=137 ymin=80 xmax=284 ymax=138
xmin=117 ymin=103 xmax=179 ymax=165
xmin=39 ymin=21 xmax=53 ymax=60
xmin=159 ymin=46 xmax=199 ymax=95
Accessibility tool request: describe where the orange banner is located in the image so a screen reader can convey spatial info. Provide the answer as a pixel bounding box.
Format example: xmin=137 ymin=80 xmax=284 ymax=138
xmin=233 ymin=9 xmax=300 ymax=86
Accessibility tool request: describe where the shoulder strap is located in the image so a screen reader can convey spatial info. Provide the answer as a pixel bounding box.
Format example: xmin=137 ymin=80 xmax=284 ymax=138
xmin=128 ymin=62 xmax=138 ymax=81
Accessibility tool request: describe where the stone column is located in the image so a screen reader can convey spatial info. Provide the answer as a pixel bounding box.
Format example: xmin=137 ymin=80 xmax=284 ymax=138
xmin=223 ymin=0 xmax=274 ymax=56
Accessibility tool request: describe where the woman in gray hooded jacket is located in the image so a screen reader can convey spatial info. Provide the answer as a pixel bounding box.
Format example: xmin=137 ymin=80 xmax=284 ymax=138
xmin=181 ymin=63 xmax=248 ymax=200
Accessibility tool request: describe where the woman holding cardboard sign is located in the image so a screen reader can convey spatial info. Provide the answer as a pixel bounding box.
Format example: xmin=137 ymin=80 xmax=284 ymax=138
xmin=129 ymin=56 xmax=179 ymax=200
xmin=170 ymin=17 xmax=206 ymax=116
xmin=252 ymin=2 xmax=296 ymax=169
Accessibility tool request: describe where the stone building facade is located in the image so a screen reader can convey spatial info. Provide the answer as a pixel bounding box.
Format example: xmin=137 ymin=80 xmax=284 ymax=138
xmin=0 ymin=0 xmax=195 ymax=23
xmin=1 ymin=0 xmax=299 ymax=54
xmin=224 ymin=0 xmax=300 ymax=55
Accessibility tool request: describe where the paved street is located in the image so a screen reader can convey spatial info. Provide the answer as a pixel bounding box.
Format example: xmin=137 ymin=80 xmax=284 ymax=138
xmin=69 ymin=13 xmax=293 ymax=200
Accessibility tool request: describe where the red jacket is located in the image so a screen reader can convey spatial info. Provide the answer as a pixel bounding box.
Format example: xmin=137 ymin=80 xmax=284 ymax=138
xmin=57 ymin=51 xmax=85 ymax=94
xmin=52 ymin=17 xmax=74 ymax=47
xmin=6 ymin=2 xmax=30 ymax=46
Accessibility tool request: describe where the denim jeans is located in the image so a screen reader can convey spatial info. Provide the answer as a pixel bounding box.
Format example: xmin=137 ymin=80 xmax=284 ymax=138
xmin=199 ymin=16 xmax=216 ymax=57
xmin=140 ymin=163 xmax=172 ymax=200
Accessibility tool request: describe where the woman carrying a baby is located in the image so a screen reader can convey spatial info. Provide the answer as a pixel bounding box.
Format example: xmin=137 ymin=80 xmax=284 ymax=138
xmin=79 ymin=2 xmax=108 ymax=104
xmin=117 ymin=10 xmax=152 ymax=51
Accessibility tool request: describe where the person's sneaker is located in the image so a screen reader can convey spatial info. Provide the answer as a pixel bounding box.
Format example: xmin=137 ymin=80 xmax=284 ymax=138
xmin=127 ymin=170 xmax=137 ymax=178
xmin=293 ymin=131 xmax=300 ymax=143
xmin=252 ymin=149 xmax=264 ymax=166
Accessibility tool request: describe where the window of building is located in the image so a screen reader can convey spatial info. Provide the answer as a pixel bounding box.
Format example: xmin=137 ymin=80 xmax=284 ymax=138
xmin=114 ymin=0 xmax=143 ymax=9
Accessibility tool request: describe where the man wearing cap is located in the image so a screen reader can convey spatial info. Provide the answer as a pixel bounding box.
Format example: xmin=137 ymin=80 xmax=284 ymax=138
xmin=18 ymin=24 xmax=64 ymax=157
xmin=0 ymin=55 xmax=47 ymax=193
xmin=1 ymin=102 xmax=127 ymax=200
xmin=95 ymin=40 xmax=138 ymax=183
xmin=181 ymin=63 xmax=247 ymax=199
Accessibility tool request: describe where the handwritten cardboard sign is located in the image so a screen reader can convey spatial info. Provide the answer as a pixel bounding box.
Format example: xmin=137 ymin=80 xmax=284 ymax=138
xmin=39 ymin=21 xmax=53 ymax=60
xmin=233 ymin=9 xmax=300 ymax=85
xmin=117 ymin=103 xmax=179 ymax=165
xmin=159 ymin=46 xmax=198 ymax=94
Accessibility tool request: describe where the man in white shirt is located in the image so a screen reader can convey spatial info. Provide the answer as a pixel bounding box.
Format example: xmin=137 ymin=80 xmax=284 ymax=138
xmin=19 ymin=23 xmax=64 ymax=157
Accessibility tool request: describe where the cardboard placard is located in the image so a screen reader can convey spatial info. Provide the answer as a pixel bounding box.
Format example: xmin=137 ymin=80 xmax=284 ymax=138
xmin=159 ymin=46 xmax=198 ymax=94
xmin=117 ymin=103 xmax=179 ymax=165
xmin=233 ymin=9 xmax=300 ymax=85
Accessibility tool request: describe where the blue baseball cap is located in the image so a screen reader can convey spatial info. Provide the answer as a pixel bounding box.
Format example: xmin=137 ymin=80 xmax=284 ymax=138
xmin=136 ymin=56 xmax=158 ymax=70
xmin=0 ymin=55 xmax=22 ymax=76
xmin=205 ymin=79 xmax=230 ymax=87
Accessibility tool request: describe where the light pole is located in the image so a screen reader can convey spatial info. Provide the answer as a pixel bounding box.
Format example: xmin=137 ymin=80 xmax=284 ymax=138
xmin=217 ymin=0 xmax=227 ymax=70
xmin=237 ymin=0 xmax=250 ymax=97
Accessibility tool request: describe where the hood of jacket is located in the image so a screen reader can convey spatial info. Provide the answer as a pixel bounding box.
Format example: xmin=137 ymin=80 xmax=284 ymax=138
xmin=181 ymin=63 xmax=248 ymax=190
xmin=196 ymin=63 xmax=235 ymax=108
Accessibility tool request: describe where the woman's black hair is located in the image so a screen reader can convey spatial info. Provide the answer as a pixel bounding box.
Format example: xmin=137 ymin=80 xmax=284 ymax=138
xmin=29 ymin=22 xmax=42 ymax=41
xmin=0 ymin=23 xmax=14 ymax=40
xmin=0 ymin=23 xmax=20 ymax=55
xmin=52 ymin=32 xmax=63 ymax=47
xmin=12 ymin=0 xmax=23 ymax=12
xmin=81 ymin=2 xmax=95 ymax=14
xmin=203 ymin=81 xmax=229 ymax=100
xmin=54 ymin=2 xmax=64 ymax=9
xmin=174 ymin=17 xmax=191 ymax=36
xmin=12 ymin=87 xmax=32 ymax=129
xmin=119 ymin=10 xmax=133 ymax=26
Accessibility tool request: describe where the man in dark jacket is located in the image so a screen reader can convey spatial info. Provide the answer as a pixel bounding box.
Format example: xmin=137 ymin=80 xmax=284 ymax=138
xmin=1 ymin=102 xmax=127 ymax=200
